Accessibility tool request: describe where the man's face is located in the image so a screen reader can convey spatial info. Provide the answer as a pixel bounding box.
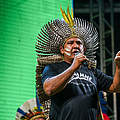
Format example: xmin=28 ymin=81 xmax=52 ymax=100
xmin=60 ymin=37 xmax=85 ymax=63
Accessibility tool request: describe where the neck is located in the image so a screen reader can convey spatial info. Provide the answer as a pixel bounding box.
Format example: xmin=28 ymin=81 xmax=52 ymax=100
xmin=63 ymin=58 xmax=73 ymax=64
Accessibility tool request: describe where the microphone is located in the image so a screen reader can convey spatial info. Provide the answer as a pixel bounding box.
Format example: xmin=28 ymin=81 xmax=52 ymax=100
xmin=75 ymin=52 xmax=88 ymax=65
xmin=75 ymin=52 xmax=97 ymax=68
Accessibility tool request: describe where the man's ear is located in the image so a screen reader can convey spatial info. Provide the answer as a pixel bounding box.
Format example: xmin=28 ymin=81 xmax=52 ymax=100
xmin=60 ymin=46 xmax=64 ymax=54
xmin=84 ymin=47 xmax=86 ymax=52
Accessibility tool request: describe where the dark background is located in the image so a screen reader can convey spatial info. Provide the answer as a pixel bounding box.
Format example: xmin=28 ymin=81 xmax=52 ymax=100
xmin=73 ymin=0 xmax=120 ymax=119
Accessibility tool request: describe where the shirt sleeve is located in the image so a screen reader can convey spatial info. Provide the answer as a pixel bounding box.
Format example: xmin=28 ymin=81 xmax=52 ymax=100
xmin=95 ymin=69 xmax=113 ymax=91
xmin=42 ymin=64 xmax=57 ymax=84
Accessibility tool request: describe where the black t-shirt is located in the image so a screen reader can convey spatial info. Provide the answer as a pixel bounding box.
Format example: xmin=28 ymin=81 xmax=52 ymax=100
xmin=42 ymin=61 xmax=113 ymax=120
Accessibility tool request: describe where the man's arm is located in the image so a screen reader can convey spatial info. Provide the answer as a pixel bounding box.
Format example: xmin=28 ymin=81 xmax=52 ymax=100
xmin=109 ymin=51 xmax=120 ymax=92
xmin=43 ymin=54 xmax=87 ymax=96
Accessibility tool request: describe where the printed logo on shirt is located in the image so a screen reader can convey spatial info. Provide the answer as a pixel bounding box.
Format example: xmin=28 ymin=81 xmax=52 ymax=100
xmin=68 ymin=72 xmax=96 ymax=87
xmin=68 ymin=72 xmax=97 ymax=94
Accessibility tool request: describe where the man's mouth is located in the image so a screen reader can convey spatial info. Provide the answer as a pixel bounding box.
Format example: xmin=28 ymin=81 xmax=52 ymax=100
xmin=72 ymin=50 xmax=80 ymax=54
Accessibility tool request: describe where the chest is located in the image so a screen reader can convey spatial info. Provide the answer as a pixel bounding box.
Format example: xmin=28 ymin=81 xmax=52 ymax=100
xmin=67 ymin=67 xmax=97 ymax=96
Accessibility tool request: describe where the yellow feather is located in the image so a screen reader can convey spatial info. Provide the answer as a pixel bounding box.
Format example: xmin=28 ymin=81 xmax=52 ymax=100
xmin=71 ymin=8 xmax=74 ymax=19
xmin=67 ymin=5 xmax=74 ymax=27
xmin=60 ymin=7 xmax=69 ymax=24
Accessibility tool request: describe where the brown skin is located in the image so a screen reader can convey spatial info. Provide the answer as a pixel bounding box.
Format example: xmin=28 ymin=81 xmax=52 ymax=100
xmin=109 ymin=51 xmax=120 ymax=92
xmin=60 ymin=37 xmax=86 ymax=64
xmin=43 ymin=38 xmax=120 ymax=96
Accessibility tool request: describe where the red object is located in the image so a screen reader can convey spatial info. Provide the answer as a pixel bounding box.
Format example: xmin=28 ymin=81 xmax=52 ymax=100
xmin=103 ymin=113 xmax=110 ymax=120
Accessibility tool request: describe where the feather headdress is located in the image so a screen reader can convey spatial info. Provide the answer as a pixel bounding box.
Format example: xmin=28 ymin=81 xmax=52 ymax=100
xmin=35 ymin=6 xmax=99 ymax=65
xmin=16 ymin=97 xmax=47 ymax=120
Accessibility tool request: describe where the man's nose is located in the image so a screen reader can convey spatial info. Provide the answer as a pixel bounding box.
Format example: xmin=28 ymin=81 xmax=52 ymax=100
xmin=73 ymin=42 xmax=79 ymax=48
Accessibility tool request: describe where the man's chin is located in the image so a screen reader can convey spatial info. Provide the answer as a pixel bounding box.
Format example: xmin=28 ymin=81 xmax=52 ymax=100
xmin=69 ymin=55 xmax=75 ymax=61
xmin=71 ymin=54 xmax=76 ymax=58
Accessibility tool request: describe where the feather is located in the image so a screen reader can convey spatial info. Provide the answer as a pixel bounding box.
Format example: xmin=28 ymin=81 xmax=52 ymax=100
xmin=71 ymin=8 xmax=74 ymax=19
xmin=17 ymin=108 xmax=27 ymax=116
xmin=36 ymin=93 xmax=42 ymax=111
xmin=67 ymin=5 xmax=74 ymax=27
xmin=60 ymin=6 xmax=69 ymax=24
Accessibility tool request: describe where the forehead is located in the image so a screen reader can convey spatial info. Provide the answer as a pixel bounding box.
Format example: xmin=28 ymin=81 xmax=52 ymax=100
xmin=66 ymin=37 xmax=83 ymax=43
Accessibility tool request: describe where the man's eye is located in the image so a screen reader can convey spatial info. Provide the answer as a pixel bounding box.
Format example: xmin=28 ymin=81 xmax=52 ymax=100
xmin=76 ymin=41 xmax=82 ymax=45
xmin=67 ymin=41 xmax=73 ymax=44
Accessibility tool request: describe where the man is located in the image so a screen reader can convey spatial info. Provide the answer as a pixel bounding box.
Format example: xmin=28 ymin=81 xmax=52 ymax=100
xmin=36 ymin=7 xmax=120 ymax=120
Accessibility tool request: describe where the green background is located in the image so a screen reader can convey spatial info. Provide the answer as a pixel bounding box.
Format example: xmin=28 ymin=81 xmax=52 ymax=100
xmin=0 ymin=0 xmax=72 ymax=119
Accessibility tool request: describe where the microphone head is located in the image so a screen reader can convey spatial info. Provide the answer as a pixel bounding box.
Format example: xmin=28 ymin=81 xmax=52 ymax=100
xmin=75 ymin=51 xmax=80 ymax=56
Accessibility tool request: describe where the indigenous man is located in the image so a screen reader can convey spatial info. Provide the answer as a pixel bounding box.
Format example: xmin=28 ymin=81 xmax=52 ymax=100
xmin=36 ymin=7 xmax=120 ymax=120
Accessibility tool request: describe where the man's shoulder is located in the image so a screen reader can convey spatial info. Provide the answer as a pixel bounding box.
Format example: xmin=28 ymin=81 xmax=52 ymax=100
xmin=44 ymin=61 xmax=70 ymax=74
xmin=46 ymin=61 xmax=70 ymax=67
xmin=90 ymin=68 xmax=101 ymax=76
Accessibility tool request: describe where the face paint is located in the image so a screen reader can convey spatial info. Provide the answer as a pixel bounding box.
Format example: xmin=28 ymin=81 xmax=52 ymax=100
xmin=64 ymin=46 xmax=71 ymax=56
xmin=64 ymin=51 xmax=71 ymax=56
xmin=65 ymin=47 xmax=71 ymax=52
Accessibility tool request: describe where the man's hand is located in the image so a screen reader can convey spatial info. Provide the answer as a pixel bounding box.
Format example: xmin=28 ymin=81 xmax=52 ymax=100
xmin=114 ymin=51 xmax=120 ymax=68
xmin=71 ymin=53 xmax=88 ymax=70
xmin=109 ymin=51 xmax=120 ymax=92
